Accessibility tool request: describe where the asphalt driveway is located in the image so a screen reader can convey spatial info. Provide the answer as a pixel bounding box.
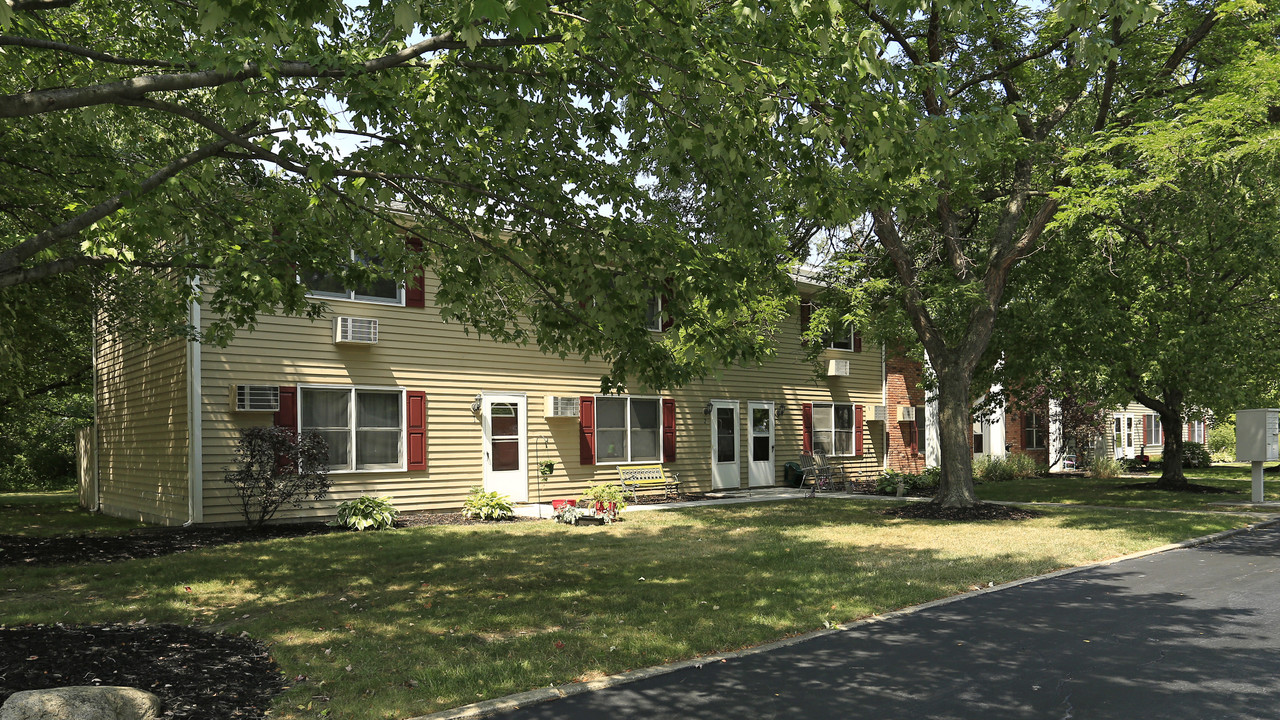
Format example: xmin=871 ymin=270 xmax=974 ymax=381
xmin=487 ymin=523 xmax=1280 ymax=720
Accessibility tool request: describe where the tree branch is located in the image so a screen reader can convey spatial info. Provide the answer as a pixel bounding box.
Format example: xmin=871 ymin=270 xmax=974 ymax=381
xmin=0 ymin=31 xmax=563 ymax=118
xmin=1162 ymin=11 xmax=1219 ymax=75
xmin=0 ymin=134 xmax=240 ymax=279
xmin=0 ymin=35 xmax=179 ymax=67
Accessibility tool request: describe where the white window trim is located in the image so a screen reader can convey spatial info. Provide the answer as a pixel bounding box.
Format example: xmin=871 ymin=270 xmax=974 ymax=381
xmin=1024 ymin=411 xmax=1046 ymax=450
xmin=826 ymin=325 xmax=856 ymax=351
xmin=645 ymin=295 xmax=665 ymax=333
xmin=593 ymin=394 xmax=666 ymax=465
xmin=812 ymin=401 xmax=858 ymax=457
xmin=298 ymin=384 xmax=407 ymax=474
xmin=301 ymin=250 xmax=406 ymax=307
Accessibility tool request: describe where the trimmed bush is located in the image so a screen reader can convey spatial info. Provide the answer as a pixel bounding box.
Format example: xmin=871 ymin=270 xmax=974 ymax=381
xmin=874 ymin=468 xmax=939 ymax=496
xmin=1183 ymin=442 xmax=1211 ymax=469
xmin=974 ymin=454 xmax=1045 ymax=483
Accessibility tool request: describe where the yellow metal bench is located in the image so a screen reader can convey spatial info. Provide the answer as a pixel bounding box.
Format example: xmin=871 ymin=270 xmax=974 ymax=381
xmin=616 ymin=464 xmax=681 ymax=502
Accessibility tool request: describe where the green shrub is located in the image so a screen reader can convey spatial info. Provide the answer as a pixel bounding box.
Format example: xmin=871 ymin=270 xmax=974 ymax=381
xmin=223 ymin=427 xmax=331 ymax=528
xmin=874 ymin=468 xmax=939 ymax=496
xmin=974 ymin=454 xmax=1045 ymax=483
xmin=1182 ymin=442 xmax=1211 ymax=468
xmin=332 ymin=495 xmax=399 ymax=531
xmin=462 ymin=488 xmax=514 ymax=521
xmin=1208 ymin=421 xmax=1235 ymax=462
xmin=1087 ymin=455 xmax=1124 ymax=479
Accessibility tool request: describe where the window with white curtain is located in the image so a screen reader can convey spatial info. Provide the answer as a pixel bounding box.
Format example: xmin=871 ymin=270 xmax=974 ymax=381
xmin=301 ymin=386 xmax=404 ymax=471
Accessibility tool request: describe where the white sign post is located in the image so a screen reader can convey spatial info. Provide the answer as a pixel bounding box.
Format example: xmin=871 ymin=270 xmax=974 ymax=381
xmin=1235 ymin=409 xmax=1280 ymax=503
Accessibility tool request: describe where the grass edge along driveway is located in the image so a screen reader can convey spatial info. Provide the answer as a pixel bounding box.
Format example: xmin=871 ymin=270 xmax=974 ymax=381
xmin=0 ymin=498 xmax=1255 ymax=720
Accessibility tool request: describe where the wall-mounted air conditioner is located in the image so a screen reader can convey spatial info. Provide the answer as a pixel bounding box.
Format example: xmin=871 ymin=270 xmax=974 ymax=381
xmin=232 ymin=384 xmax=280 ymax=412
xmin=334 ymin=316 xmax=379 ymax=344
xmin=544 ymin=396 xmax=581 ymax=418
xmin=826 ymin=359 xmax=851 ymax=377
xmin=898 ymin=405 xmax=917 ymax=422
xmin=870 ymin=405 xmax=888 ymax=422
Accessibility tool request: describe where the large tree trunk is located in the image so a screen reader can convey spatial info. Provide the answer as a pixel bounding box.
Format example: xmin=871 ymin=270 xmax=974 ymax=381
xmin=933 ymin=366 xmax=979 ymax=507
xmin=1156 ymin=407 xmax=1188 ymax=489
xmin=1134 ymin=387 xmax=1188 ymax=490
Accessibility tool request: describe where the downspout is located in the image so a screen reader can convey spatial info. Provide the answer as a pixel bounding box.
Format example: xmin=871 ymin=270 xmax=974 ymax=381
xmin=91 ymin=310 xmax=101 ymax=512
xmin=184 ymin=279 xmax=203 ymax=526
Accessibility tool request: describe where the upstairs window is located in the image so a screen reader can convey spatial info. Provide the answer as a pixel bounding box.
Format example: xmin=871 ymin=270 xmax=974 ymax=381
xmin=304 ymin=252 xmax=403 ymax=305
xmin=645 ymin=295 xmax=665 ymax=332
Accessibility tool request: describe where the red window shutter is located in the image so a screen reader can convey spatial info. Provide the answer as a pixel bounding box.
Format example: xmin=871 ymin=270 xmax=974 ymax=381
xmin=274 ymin=386 xmax=297 ymax=433
xmin=853 ymin=332 xmax=862 ymax=353
xmin=405 ymin=234 xmax=426 ymax=308
xmin=800 ymin=300 xmax=813 ymax=338
xmin=855 ymin=404 xmax=865 ymax=456
xmin=911 ymin=418 xmax=920 ymax=455
xmin=1142 ymin=415 xmax=1149 ymax=446
xmin=662 ymin=398 xmax=676 ymax=461
xmin=579 ymin=396 xmax=596 ymax=466
xmin=802 ymin=402 xmax=813 ymax=453
xmin=406 ymin=391 xmax=427 ymax=471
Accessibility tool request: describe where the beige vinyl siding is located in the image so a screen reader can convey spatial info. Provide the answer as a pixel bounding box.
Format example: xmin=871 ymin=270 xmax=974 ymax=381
xmin=197 ymin=274 xmax=883 ymax=523
xmin=95 ymin=328 xmax=189 ymax=525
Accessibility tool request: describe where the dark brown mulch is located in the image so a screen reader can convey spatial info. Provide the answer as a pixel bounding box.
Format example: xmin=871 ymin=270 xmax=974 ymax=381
xmin=0 ymin=524 xmax=335 ymax=568
xmin=1118 ymin=481 xmax=1234 ymax=494
xmin=0 ymin=623 xmax=284 ymax=720
xmin=882 ymin=502 xmax=1042 ymax=521
xmin=395 ymin=511 xmax=535 ymax=527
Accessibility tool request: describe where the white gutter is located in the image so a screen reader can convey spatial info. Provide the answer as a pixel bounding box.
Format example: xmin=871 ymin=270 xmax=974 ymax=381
xmin=184 ymin=281 xmax=203 ymax=525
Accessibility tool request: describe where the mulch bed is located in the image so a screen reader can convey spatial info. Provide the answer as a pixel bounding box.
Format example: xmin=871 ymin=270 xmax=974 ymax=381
xmin=881 ymin=502 xmax=1042 ymax=521
xmin=0 ymin=524 xmax=335 ymax=568
xmin=396 ymin=511 xmax=534 ymax=527
xmin=0 ymin=623 xmax=284 ymax=720
xmin=1118 ymin=481 xmax=1234 ymax=494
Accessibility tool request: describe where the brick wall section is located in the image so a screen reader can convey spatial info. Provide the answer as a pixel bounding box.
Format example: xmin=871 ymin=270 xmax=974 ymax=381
xmin=885 ymin=350 xmax=926 ymax=473
xmin=1005 ymin=399 xmax=1051 ymax=466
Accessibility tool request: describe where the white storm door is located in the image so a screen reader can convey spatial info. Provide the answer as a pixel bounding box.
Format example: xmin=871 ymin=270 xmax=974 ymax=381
xmin=1124 ymin=415 xmax=1136 ymax=458
xmin=483 ymin=394 xmax=527 ymax=502
xmin=710 ymin=400 xmax=740 ymax=490
xmin=747 ymin=402 xmax=775 ymax=487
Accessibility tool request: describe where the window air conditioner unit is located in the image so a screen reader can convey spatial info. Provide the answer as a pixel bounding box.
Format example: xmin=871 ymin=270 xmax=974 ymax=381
xmin=871 ymin=405 xmax=888 ymax=422
xmin=233 ymin=385 xmax=280 ymax=413
xmin=826 ymin=359 xmax=851 ymax=377
xmin=334 ymin=316 xmax=378 ymax=344
xmin=898 ymin=405 xmax=917 ymax=423
xmin=544 ymin=396 xmax=581 ymax=418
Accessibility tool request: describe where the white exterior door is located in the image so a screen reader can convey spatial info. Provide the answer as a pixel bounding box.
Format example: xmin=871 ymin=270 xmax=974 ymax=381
xmin=1114 ymin=413 xmax=1136 ymax=459
xmin=710 ymin=400 xmax=740 ymax=490
xmin=483 ymin=394 xmax=527 ymax=502
xmin=747 ymin=401 xmax=775 ymax=487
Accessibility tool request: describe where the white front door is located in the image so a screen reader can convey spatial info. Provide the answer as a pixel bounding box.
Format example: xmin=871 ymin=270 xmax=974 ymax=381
xmin=1114 ymin=414 xmax=1136 ymax=459
xmin=710 ymin=400 xmax=740 ymax=490
xmin=747 ymin=401 xmax=775 ymax=487
xmin=483 ymin=394 xmax=527 ymax=502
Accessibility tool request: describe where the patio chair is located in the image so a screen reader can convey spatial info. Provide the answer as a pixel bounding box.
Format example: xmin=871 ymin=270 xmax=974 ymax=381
xmin=799 ymin=452 xmax=835 ymax=498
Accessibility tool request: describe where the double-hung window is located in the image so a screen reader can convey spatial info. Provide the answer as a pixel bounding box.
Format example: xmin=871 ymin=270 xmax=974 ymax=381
xmin=1146 ymin=415 xmax=1163 ymax=445
xmin=304 ymin=251 xmax=403 ymax=305
xmin=300 ymin=386 xmax=405 ymax=471
xmin=645 ymin=295 xmax=665 ymax=332
xmin=826 ymin=325 xmax=855 ymax=351
xmin=812 ymin=402 xmax=856 ymax=456
xmin=1024 ymin=411 xmax=1046 ymax=450
xmin=594 ymin=396 xmax=662 ymax=463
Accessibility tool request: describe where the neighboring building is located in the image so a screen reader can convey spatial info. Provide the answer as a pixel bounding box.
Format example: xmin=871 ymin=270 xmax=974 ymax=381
xmin=89 ymin=271 xmax=891 ymax=525
xmin=1107 ymin=402 xmax=1208 ymax=460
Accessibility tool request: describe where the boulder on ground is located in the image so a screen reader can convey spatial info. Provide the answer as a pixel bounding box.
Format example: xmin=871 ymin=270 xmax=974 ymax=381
xmin=1 ymin=686 xmax=161 ymax=720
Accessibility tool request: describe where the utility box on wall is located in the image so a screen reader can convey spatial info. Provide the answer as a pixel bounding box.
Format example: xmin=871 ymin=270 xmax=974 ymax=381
xmin=1236 ymin=408 xmax=1279 ymax=463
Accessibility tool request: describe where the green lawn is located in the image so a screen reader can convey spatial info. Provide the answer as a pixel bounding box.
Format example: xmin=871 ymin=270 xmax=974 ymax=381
xmin=0 ymin=491 xmax=145 ymax=536
xmin=975 ymin=462 xmax=1280 ymax=510
xmin=0 ymin=496 xmax=1255 ymax=720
